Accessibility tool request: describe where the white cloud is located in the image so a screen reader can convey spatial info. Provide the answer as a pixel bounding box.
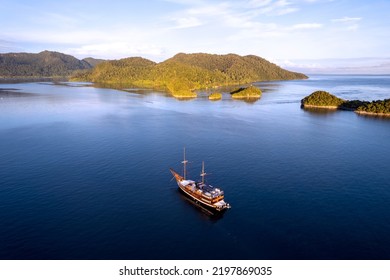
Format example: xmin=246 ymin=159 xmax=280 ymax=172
xmin=165 ymin=1 xmax=231 ymax=29
xmin=277 ymin=7 xmax=299 ymax=15
xmin=164 ymin=0 xmax=304 ymax=40
xmin=288 ymin=23 xmax=323 ymax=30
xmin=274 ymin=0 xmax=291 ymax=7
xmin=186 ymin=2 xmax=230 ymax=15
xmin=227 ymin=21 xmax=323 ymax=41
xmin=331 ymin=17 xmax=362 ymax=31
xmin=166 ymin=0 xmax=300 ymax=31
xmin=66 ymin=42 xmax=165 ymax=59
xmin=275 ymin=57 xmax=390 ymax=74
xmin=248 ymin=0 xmax=273 ymax=8
xmin=248 ymin=0 xmax=299 ymax=15
xmin=332 ymin=17 xmax=362 ymax=23
xmin=1 ymin=22 xmax=168 ymax=59
xmin=169 ymin=16 xmax=203 ymax=29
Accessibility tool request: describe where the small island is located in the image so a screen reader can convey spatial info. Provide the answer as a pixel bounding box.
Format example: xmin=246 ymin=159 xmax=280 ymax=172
xmin=301 ymin=90 xmax=345 ymax=109
xmin=301 ymin=91 xmax=390 ymax=117
xmin=208 ymin=92 xmax=222 ymax=100
xmin=230 ymin=85 xmax=262 ymax=99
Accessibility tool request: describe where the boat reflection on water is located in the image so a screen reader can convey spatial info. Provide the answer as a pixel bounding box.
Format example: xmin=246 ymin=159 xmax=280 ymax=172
xmin=177 ymin=190 xmax=225 ymax=221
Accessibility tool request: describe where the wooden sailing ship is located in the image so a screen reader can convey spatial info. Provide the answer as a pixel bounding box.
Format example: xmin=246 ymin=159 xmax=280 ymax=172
xmin=170 ymin=149 xmax=231 ymax=212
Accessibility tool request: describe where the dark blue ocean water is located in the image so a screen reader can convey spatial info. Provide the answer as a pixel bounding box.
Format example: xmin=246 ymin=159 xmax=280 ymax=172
xmin=0 ymin=75 xmax=390 ymax=260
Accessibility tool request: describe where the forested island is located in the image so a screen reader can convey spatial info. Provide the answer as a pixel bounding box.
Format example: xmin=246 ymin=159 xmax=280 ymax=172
xmin=301 ymin=91 xmax=390 ymax=116
xmin=1 ymin=50 xmax=307 ymax=99
xmin=301 ymin=91 xmax=346 ymax=108
xmin=71 ymin=53 xmax=307 ymax=98
xmin=0 ymin=51 xmax=101 ymax=77
xmin=230 ymin=85 xmax=262 ymax=99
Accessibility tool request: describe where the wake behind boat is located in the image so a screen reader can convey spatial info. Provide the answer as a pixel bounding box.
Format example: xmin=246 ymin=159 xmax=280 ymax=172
xmin=170 ymin=149 xmax=231 ymax=212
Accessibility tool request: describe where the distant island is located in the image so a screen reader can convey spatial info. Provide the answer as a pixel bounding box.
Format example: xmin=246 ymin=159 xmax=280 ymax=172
xmin=230 ymin=85 xmax=262 ymax=99
xmin=301 ymin=91 xmax=390 ymax=116
xmin=0 ymin=50 xmax=307 ymax=98
xmin=71 ymin=52 xmax=307 ymax=98
xmin=0 ymin=51 xmax=102 ymax=78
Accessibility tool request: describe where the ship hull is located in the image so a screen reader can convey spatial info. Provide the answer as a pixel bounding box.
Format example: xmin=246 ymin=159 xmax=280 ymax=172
xmin=177 ymin=191 xmax=225 ymax=219
xmin=177 ymin=184 xmax=227 ymax=213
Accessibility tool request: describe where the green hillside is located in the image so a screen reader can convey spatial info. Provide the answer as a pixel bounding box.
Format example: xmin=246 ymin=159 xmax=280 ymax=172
xmin=168 ymin=53 xmax=308 ymax=83
xmin=0 ymin=50 xmax=92 ymax=77
xmin=73 ymin=52 xmax=307 ymax=98
xmin=77 ymin=57 xmax=156 ymax=84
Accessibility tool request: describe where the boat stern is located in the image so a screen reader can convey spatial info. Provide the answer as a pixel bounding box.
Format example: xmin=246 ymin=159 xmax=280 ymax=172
xmin=214 ymin=200 xmax=231 ymax=211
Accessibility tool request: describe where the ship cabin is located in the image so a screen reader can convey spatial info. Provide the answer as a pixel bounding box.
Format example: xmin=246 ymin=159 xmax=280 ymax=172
xmin=180 ymin=179 xmax=225 ymax=204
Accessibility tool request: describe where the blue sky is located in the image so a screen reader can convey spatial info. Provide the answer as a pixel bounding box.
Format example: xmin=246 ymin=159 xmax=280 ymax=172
xmin=1 ymin=0 xmax=389 ymax=73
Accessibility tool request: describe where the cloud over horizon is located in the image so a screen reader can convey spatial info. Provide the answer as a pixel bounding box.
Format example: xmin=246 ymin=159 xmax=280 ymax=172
xmin=276 ymin=57 xmax=390 ymax=74
xmin=0 ymin=0 xmax=389 ymax=73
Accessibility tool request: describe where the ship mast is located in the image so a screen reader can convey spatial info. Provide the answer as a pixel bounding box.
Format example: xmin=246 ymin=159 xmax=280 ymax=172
xmin=200 ymin=161 xmax=207 ymax=184
xmin=182 ymin=147 xmax=188 ymax=179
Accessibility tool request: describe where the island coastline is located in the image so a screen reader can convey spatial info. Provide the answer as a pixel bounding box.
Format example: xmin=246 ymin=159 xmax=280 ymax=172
xmin=301 ymin=91 xmax=390 ymax=117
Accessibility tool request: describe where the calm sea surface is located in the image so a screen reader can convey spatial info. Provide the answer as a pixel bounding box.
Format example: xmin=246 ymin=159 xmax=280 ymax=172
xmin=0 ymin=75 xmax=389 ymax=259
